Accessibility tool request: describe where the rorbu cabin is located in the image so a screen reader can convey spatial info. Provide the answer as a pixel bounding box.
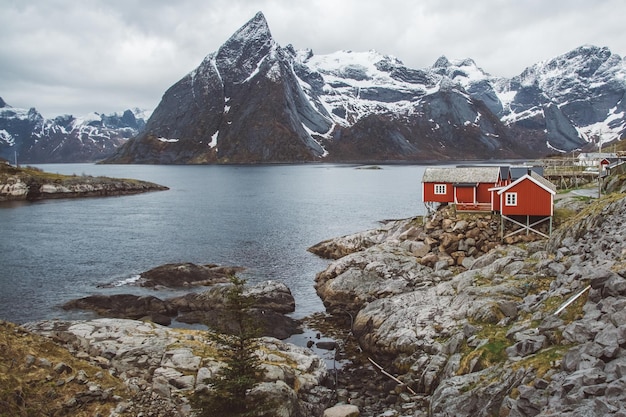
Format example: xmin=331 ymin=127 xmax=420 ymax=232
xmin=495 ymin=170 xmax=557 ymax=239
xmin=422 ymin=165 xmax=558 ymax=238
xmin=421 ymin=166 xmax=502 ymax=212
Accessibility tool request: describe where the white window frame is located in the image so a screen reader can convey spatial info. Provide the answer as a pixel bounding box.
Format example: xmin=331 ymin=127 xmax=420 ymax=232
xmin=434 ymin=184 xmax=447 ymax=195
xmin=505 ymin=192 xmax=517 ymax=206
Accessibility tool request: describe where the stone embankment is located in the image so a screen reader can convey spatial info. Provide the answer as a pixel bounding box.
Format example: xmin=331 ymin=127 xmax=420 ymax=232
xmin=310 ymin=195 xmax=626 ymax=416
xmin=0 ymin=164 xmax=168 ymax=201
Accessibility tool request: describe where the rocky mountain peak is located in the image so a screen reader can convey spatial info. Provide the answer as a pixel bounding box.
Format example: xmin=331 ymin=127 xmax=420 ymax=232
xmin=0 ymin=97 xmax=7 ymax=108
xmin=430 ymin=56 xmax=489 ymax=85
xmin=215 ymin=11 xmax=275 ymax=84
xmin=432 ymin=55 xmax=451 ymax=68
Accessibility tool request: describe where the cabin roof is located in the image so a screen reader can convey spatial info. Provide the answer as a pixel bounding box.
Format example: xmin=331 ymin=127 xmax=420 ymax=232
xmin=497 ymin=171 xmax=557 ymax=195
xmin=422 ymin=167 xmax=501 ymax=184
xmin=509 ymin=166 xmax=544 ymax=180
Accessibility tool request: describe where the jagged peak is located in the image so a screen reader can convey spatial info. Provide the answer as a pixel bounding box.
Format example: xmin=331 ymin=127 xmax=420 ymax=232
xmin=0 ymin=97 xmax=7 ymax=108
xmin=433 ymin=56 xmax=481 ymax=70
xmin=213 ymin=11 xmax=277 ymax=83
xmin=220 ymin=11 xmax=272 ymax=51
xmin=508 ymin=44 xmax=626 ymax=93
xmin=432 ymin=56 xmax=451 ymax=68
xmin=457 ymin=58 xmax=478 ymax=67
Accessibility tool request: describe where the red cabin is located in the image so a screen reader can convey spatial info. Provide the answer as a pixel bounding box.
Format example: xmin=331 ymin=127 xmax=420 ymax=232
xmin=422 ymin=167 xmax=502 ymax=211
xmin=496 ymin=171 xmax=556 ymax=217
xmin=495 ymin=171 xmax=557 ymax=238
xmin=422 ymin=166 xmax=557 ymax=238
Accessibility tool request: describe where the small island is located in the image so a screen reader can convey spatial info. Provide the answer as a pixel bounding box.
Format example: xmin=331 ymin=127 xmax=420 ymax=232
xmin=0 ymin=162 xmax=168 ymax=201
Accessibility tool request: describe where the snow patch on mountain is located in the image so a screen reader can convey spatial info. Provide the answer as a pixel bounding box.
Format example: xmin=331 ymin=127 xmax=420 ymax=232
xmin=582 ymin=105 xmax=626 ymax=142
xmin=0 ymin=129 xmax=14 ymax=146
xmin=209 ymin=131 xmax=218 ymax=148
xmin=298 ymin=49 xmax=434 ymax=126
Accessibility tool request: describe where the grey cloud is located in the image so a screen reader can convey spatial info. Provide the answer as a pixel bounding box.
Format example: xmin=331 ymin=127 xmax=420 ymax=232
xmin=0 ymin=0 xmax=624 ymax=118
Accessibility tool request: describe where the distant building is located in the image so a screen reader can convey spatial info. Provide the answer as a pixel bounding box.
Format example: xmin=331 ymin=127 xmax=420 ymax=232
xmin=576 ymin=153 xmax=618 ymax=167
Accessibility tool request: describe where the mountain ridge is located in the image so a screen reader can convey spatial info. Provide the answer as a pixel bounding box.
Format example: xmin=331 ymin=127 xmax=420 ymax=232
xmin=106 ymin=13 xmax=624 ymax=164
xmin=4 ymin=12 xmax=625 ymax=164
xmin=0 ymin=98 xmax=149 ymax=163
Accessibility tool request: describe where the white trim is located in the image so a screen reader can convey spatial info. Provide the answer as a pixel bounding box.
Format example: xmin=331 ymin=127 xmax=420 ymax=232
xmin=505 ymin=192 xmax=517 ymax=206
xmin=434 ymin=184 xmax=447 ymax=195
xmin=497 ymin=174 xmax=556 ymax=196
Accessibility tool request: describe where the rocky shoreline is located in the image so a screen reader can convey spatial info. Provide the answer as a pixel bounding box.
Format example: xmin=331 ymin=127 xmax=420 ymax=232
xmin=19 ymin=318 xmax=333 ymax=417
xmin=0 ymin=163 xmax=168 ymax=201
xmin=307 ymin=193 xmax=626 ymax=416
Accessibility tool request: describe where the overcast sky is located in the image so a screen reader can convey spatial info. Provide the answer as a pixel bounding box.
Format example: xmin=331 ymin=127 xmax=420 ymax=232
xmin=1 ymin=0 xmax=625 ymax=119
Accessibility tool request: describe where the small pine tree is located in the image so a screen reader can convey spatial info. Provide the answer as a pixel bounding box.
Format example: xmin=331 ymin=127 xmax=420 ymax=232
xmin=194 ymin=276 xmax=267 ymax=417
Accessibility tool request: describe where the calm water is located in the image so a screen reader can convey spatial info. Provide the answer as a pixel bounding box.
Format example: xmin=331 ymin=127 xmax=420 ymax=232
xmin=0 ymin=163 xmax=429 ymax=324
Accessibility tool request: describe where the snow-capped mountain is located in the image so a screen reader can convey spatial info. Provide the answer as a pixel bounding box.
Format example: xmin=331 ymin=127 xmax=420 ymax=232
xmin=100 ymin=12 xmax=624 ymax=163
xmin=0 ymin=97 xmax=148 ymax=163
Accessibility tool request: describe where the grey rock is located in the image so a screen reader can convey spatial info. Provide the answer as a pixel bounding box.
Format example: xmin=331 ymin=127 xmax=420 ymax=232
xmin=54 ymin=362 xmax=72 ymax=374
xmin=26 ymin=318 xmax=329 ymax=417
xmin=516 ymin=385 xmax=545 ymax=416
xmin=506 ymin=334 xmax=546 ymax=358
xmin=323 ymin=404 xmax=360 ymax=417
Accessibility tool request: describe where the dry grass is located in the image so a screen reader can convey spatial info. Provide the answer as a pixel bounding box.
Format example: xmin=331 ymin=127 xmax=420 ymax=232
xmin=0 ymin=320 xmax=127 ymax=417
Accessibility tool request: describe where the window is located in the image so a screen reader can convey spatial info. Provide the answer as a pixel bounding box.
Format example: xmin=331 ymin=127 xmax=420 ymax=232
xmin=434 ymin=184 xmax=446 ymax=195
xmin=505 ymin=192 xmax=517 ymax=206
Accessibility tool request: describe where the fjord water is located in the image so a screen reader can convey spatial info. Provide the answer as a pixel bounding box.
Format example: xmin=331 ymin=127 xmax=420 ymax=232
xmin=0 ymin=164 xmax=428 ymax=324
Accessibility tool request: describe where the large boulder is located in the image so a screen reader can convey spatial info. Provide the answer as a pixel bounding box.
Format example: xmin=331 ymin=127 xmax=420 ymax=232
xmin=315 ymin=243 xmax=436 ymax=315
xmin=62 ymin=294 xmax=175 ymax=325
xmin=323 ymin=404 xmax=360 ymax=417
xmin=138 ymin=262 xmax=244 ymax=288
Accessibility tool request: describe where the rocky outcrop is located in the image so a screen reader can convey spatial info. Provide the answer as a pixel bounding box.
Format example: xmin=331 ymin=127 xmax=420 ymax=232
xmin=312 ymin=205 xmax=545 ymax=316
xmin=310 ymin=194 xmax=626 ymax=416
xmin=62 ymin=294 xmax=175 ymax=325
xmin=24 ymin=318 xmax=331 ymax=416
xmin=63 ymin=278 xmax=301 ymax=339
xmin=169 ymin=280 xmax=300 ymax=339
xmin=137 ymin=262 xmax=243 ymax=288
xmin=0 ymin=164 xmax=168 ymax=201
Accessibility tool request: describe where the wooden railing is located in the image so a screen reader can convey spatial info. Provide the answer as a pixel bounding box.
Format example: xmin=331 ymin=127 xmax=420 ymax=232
xmin=456 ymin=202 xmax=492 ymax=212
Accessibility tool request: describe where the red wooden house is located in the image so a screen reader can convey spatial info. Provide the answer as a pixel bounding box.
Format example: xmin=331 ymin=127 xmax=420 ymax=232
xmin=422 ymin=165 xmax=557 ymax=238
xmin=421 ymin=167 xmax=502 ymax=211
xmin=495 ymin=171 xmax=556 ymax=217
xmin=494 ymin=170 xmax=556 ymax=238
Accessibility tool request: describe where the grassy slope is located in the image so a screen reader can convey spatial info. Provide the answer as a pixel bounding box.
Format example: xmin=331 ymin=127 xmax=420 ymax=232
xmin=0 ymin=320 xmax=127 ymax=417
